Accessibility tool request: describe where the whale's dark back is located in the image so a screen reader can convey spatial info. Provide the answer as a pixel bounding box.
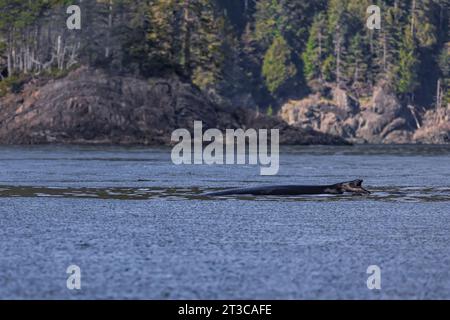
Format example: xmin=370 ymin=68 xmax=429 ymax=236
xmin=204 ymin=180 xmax=370 ymax=196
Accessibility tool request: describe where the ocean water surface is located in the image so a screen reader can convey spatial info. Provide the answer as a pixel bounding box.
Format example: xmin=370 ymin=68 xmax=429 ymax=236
xmin=0 ymin=144 xmax=449 ymax=299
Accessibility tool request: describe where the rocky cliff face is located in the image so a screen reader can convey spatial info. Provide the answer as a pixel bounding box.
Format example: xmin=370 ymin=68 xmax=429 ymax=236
xmin=280 ymin=87 xmax=450 ymax=144
xmin=0 ymin=67 xmax=348 ymax=145
xmin=414 ymin=107 xmax=450 ymax=143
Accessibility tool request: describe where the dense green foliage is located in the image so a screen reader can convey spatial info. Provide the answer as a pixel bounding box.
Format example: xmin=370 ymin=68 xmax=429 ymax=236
xmin=262 ymin=34 xmax=297 ymax=94
xmin=0 ymin=0 xmax=449 ymax=107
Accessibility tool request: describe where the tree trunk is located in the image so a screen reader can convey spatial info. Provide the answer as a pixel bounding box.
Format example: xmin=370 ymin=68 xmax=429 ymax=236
xmin=183 ymin=0 xmax=192 ymax=77
xmin=437 ymin=78 xmax=442 ymax=109
xmin=383 ymin=32 xmax=387 ymax=71
xmin=7 ymin=37 xmax=12 ymax=77
xmin=318 ymin=30 xmax=323 ymax=82
xmin=411 ymin=0 xmax=416 ymax=37
xmin=105 ymin=0 xmax=113 ymax=58
xmin=336 ymin=33 xmax=341 ymax=87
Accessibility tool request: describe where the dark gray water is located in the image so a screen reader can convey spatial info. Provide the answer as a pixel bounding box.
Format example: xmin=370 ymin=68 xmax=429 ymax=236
xmin=0 ymin=145 xmax=449 ymax=299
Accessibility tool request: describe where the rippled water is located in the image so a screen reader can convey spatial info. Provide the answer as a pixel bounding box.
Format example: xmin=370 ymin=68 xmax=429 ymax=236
xmin=1 ymin=185 xmax=450 ymax=203
xmin=0 ymin=145 xmax=449 ymax=299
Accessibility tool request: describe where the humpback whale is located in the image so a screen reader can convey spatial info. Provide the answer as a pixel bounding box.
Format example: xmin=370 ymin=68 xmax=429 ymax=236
xmin=204 ymin=179 xmax=370 ymax=196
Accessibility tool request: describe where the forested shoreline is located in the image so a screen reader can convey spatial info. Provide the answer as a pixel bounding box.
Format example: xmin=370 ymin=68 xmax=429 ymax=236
xmin=0 ymin=1 xmax=449 ymax=145
xmin=1 ymin=0 xmax=448 ymax=108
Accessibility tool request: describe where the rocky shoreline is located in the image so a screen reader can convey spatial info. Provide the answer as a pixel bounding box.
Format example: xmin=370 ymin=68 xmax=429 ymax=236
xmin=0 ymin=67 xmax=348 ymax=146
xmin=0 ymin=67 xmax=448 ymax=146
xmin=280 ymin=87 xmax=450 ymax=144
